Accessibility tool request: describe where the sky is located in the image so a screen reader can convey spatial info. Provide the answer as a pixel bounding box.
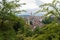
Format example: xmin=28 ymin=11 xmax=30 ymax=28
xmin=20 ymin=0 xmax=53 ymax=10
xmin=18 ymin=0 xmax=53 ymax=15
xmin=0 ymin=0 xmax=53 ymax=10
xmin=0 ymin=0 xmax=60 ymax=10
xmin=0 ymin=0 xmax=56 ymax=15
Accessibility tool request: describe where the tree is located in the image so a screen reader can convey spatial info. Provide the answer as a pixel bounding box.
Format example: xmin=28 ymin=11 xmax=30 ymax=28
xmin=33 ymin=22 xmax=60 ymax=40
xmin=42 ymin=16 xmax=54 ymax=24
xmin=36 ymin=0 xmax=60 ymax=18
xmin=0 ymin=0 xmax=26 ymax=40
xmin=31 ymin=0 xmax=60 ymax=40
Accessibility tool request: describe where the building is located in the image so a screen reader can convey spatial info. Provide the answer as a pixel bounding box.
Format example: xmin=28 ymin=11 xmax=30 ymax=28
xmin=19 ymin=12 xmax=44 ymax=29
xmin=24 ymin=15 xmax=44 ymax=29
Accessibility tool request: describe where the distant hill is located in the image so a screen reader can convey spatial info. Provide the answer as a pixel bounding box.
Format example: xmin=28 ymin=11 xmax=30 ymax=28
xmin=19 ymin=15 xmax=30 ymax=18
xmin=18 ymin=8 xmax=46 ymax=17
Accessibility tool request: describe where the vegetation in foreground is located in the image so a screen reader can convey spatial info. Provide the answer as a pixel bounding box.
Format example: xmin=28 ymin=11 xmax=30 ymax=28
xmin=0 ymin=0 xmax=60 ymax=40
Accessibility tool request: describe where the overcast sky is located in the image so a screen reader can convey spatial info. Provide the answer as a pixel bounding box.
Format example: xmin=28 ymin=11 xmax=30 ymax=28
xmin=0 ymin=0 xmax=60 ymax=10
xmin=20 ymin=0 xmax=53 ymax=10
xmin=0 ymin=0 xmax=53 ymax=10
xmin=0 ymin=0 xmax=57 ymax=15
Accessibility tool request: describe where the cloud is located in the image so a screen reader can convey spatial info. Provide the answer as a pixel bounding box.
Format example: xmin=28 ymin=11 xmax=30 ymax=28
xmin=35 ymin=0 xmax=44 ymax=6
xmin=40 ymin=0 xmax=53 ymax=3
xmin=20 ymin=0 xmax=39 ymax=10
xmin=20 ymin=0 xmax=53 ymax=10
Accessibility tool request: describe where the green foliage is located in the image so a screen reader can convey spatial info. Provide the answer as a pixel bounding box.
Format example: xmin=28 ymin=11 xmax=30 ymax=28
xmin=34 ymin=26 xmax=41 ymax=34
xmin=32 ymin=0 xmax=60 ymax=40
xmin=23 ymin=25 xmax=34 ymax=37
xmin=0 ymin=0 xmax=60 ymax=40
xmin=42 ymin=17 xmax=54 ymax=24
xmin=0 ymin=0 xmax=26 ymax=40
xmin=33 ymin=22 xmax=60 ymax=40
xmin=36 ymin=0 xmax=60 ymax=18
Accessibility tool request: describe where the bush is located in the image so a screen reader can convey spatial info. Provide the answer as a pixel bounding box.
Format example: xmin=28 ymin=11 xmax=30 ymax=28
xmin=33 ymin=22 xmax=60 ymax=40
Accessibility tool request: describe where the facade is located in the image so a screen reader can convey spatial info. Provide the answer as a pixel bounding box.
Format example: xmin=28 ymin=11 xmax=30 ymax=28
xmin=25 ymin=15 xmax=44 ymax=28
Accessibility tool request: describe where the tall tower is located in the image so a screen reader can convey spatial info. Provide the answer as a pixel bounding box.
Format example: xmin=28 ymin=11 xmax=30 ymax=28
xmin=31 ymin=12 xmax=33 ymax=16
